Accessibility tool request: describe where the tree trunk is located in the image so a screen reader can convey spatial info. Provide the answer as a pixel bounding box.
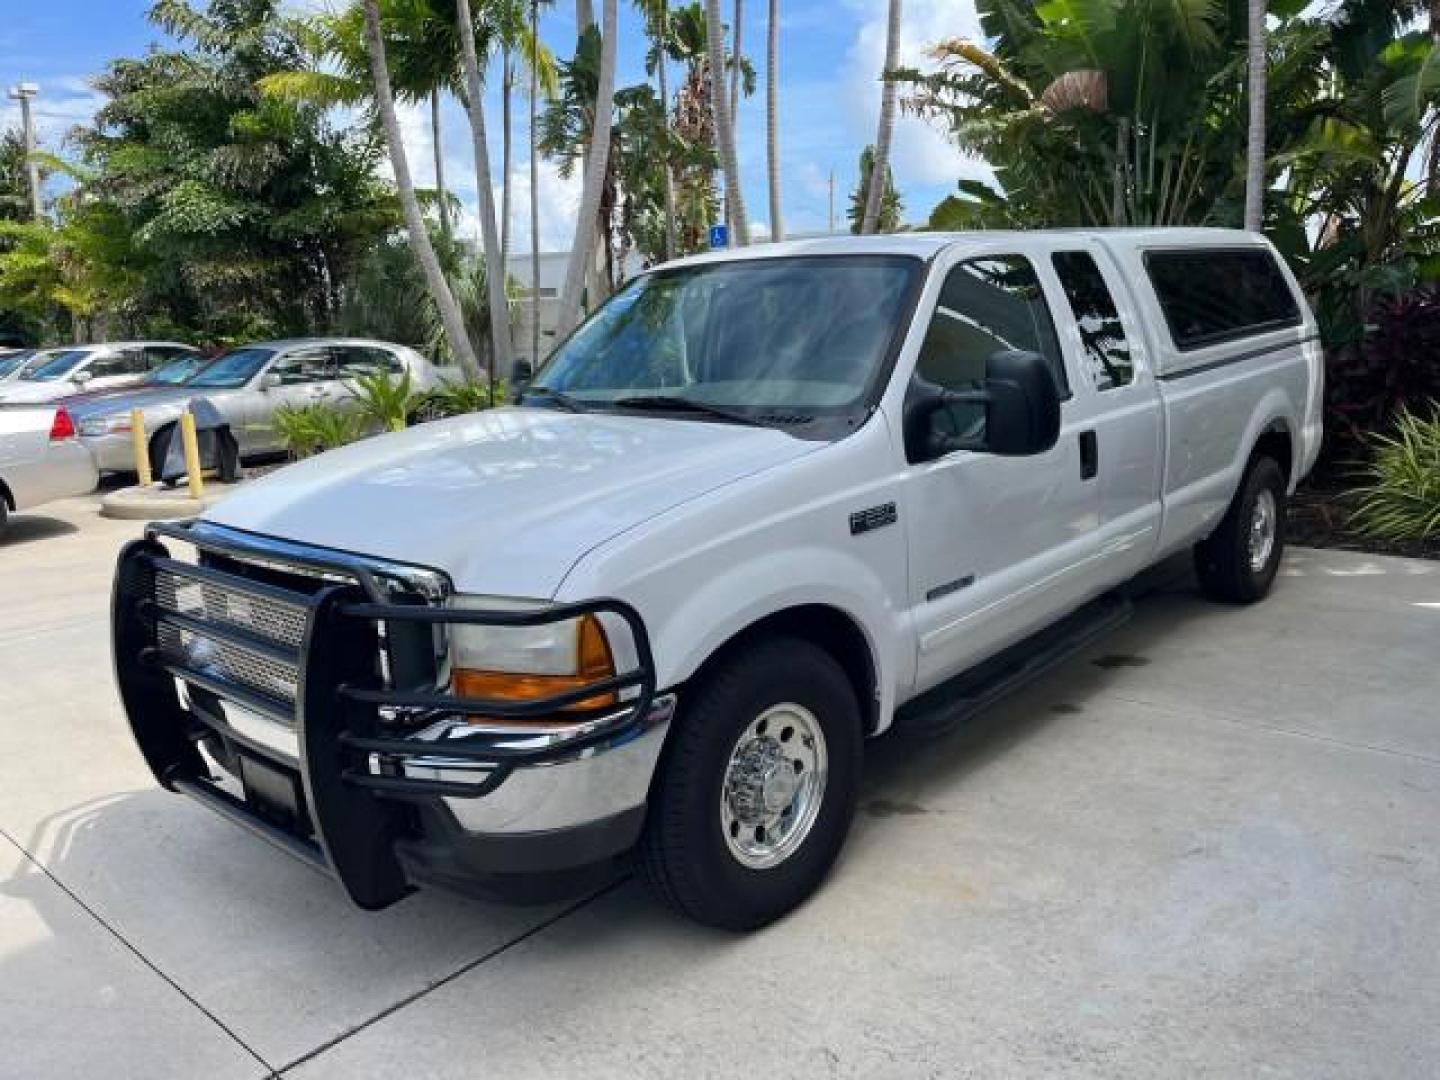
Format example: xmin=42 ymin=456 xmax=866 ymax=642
xmin=729 ymin=0 xmax=743 ymax=159
xmin=455 ymin=0 xmax=516 ymax=386
xmin=555 ymin=0 xmax=620 ymax=338
xmin=360 ymin=0 xmax=480 ymax=380
xmin=530 ymin=0 xmax=543 ymax=367
xmin=861 ymin=0 xmax=901 ymax=234
xmin=705 ymin=0 xmax=750 ymax=244
xmin=1243 ymin=0 xmax=1266 ymax=231
xmin=766 ymin=0 xmax=782 ymax=241
xmin=431 ymin=90 xmax=452 ymax=243
xmin=501 ymin=49 xmax=514 ymax=262
xmin=658 ymin=0 xmax=678 ymax=260
xmin=576 ymin=0 xmax=594 ymax=29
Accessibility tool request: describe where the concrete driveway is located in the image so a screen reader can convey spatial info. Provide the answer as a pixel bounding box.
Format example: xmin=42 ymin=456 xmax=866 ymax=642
xmin=2 ymin=494 xmax=1437 ymax=1079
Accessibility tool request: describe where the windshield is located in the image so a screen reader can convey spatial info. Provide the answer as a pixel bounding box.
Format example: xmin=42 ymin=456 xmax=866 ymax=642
xmin=23 ymin=349 xmax=92 ymax=381
xmin=531 ymin=256 xmax=920 ymax=419
xmin=184 ymin=347 xmax=274 ymax=389
xmin=0 ymin=350 xmax=36 ymax=378
xmin=147 ymin=356 xmax=205 ymax=385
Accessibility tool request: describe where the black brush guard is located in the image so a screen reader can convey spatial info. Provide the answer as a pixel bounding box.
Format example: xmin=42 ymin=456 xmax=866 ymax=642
xmin=111 ymin=521 xmax=656 ymax=909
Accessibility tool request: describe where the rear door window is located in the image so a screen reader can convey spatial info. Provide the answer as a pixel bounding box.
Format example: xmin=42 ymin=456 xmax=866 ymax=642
xmin=1053 ymin=251 xmax=1133 ymax=390
xmin=1145 ymin=248 xmax=1300 ymax=350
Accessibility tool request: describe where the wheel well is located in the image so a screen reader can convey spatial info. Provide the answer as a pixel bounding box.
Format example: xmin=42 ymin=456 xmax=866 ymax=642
xmin=686 ymin=605 xmax=881 ymax=734
xmin=1253 ymin=425 xmax=1293 ymax=487
xmin=0 ymin=476 xmax=12 ymax=510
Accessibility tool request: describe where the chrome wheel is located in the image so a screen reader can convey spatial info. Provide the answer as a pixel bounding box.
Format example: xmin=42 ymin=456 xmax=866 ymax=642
xmin=1248 ymin=488 xmax=1278 ymax=572
xmin=720 ymin=702 xmax=828 ymax=870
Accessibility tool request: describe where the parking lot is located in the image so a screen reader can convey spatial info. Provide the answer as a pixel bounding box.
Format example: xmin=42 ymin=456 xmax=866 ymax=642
xmin=2 ymin=492 xmax=1437 ymax=1079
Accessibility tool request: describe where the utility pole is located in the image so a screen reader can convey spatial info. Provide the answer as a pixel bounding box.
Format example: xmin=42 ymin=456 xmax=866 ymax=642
xmin=7 ymin=82 xmax=42 ymax=221
xmin=828 ymin=169 xmax=835 ymax=234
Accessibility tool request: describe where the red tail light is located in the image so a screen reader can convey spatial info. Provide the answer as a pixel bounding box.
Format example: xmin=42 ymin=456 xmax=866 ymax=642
xmin=49 ymin=407 xmax=76 ymax=441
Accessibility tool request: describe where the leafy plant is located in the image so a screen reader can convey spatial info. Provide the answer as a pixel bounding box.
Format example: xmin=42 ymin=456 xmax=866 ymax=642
xmin=273 ymin=402 xmax=367 ymax=459
xmin=416 ymin=378 xmax=507 ymax=421
xmin=347 ymin=368 xmax=417 ymax=432
xmin=1351 ymin=408 xmax=1440 ymax=541
xmin=1327 ymin=288 xmax=1440 ymax=447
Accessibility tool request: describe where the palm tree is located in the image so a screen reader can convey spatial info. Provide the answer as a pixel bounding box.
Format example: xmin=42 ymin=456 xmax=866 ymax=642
xmin=729 ymin=0 xmax=743 ymax=184
xmin=861 ymin=0 xmax=902 ymax=234
xmin=456 ymin=0 xmax=516 ymax=386
xmin=360 ymin=0 xmax=481 ymax=380
xmin=1243 ymin=0 xmax=1266 ymax=231
xmin=555 ymin=0 xmax=619 ymax=337
xmin=530 ymin=0 xmax=543 ymax=364
xmin=705 ymin=0 xmax=750 ymax=243
xmin=431 ymin=89 xmax=452 ymax=242
xmin=766 ymin=0 xmax=782 ymax=241
xmin=642 ymin=0 xmax=680 ymax=259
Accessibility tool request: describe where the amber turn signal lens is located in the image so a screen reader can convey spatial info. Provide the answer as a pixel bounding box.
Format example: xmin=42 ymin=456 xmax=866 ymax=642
xmin=452 ymin=614 xmax=617 ymax=716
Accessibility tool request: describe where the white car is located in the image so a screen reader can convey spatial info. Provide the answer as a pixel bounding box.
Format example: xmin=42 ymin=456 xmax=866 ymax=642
xmin=111 ymin=229 xmax=1321 ymax=928
xmin=0 ymin=341 xmax=200 ymax=405
xmin=0 ymin=406 xmax=99 ymax=538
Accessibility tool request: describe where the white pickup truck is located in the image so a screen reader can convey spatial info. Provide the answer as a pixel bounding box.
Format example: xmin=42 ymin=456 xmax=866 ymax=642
xmin=112 ymin=229 xmax=1321 ymax=929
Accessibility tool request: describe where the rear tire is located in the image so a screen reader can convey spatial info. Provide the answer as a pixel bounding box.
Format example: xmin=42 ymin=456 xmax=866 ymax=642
xmin=1194 ymin=455 xmax=1287 ymax=604
xmin=0 ymin=498 xmax=8 ymax=541
xmin=639 ymin=636 xmax=862 ymax=930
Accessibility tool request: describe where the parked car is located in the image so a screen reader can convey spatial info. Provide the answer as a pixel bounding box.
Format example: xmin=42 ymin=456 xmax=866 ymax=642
xmin=0 ymin=342 xmax=201 ymax=405
xmin=69 ymin=338 xmax=453 ymax=473
xmin=0 ymin=406 xmax=99 ymax=539
xmin=0 ymin=349 xmax=42 ymax=383
xmin=111 ymin=230 xmax=1321 ymax=928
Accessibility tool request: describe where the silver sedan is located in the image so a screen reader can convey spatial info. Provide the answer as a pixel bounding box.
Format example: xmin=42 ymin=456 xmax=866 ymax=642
xmin=66 ymin=338 xmax=455 ymax=473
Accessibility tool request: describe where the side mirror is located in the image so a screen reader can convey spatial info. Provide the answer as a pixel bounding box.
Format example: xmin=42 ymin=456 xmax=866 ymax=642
xmin=904 ymin=349 xmax=1061 ymax=463
xmin=260 ymin=372 xmax=282 ymax=391
xmin=511 ymin=359 xmax=534 ymax=394
xmin=72 ymin=370 xmax=93 ymax=386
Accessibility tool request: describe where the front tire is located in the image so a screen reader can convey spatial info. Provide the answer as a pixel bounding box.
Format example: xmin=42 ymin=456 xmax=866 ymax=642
xmin=639 ymin=637 xmax=862 ymax=930
xmin=1194 ymin=455 xmax=1287 ymax=603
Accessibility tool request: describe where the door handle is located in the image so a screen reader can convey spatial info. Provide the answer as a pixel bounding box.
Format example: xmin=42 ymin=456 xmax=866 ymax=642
xmin=1079 ymin=430 xmax=1098 ymax=480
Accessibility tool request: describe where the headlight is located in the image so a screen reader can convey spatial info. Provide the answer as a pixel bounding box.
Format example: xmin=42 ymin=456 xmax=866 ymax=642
xmin=448 ymin=602 xmax=618 ymax=715
xmin=78 ymin=414 xmax=131 ymax=436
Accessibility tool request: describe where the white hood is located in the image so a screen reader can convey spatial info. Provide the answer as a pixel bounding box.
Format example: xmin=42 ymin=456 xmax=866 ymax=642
xmin=205 ymin=407 xmax=819 ymax=597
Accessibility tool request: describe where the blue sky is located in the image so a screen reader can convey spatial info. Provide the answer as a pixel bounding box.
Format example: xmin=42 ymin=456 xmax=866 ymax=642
xmin=1 ymin=0 xmax=993 ymax=251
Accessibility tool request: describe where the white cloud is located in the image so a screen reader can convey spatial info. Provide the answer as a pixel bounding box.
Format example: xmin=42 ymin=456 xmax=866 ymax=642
xmin=499 ymin=158 xmax=583 ymax=253
xmin=840 ymin=0 xmax=994 ymax=189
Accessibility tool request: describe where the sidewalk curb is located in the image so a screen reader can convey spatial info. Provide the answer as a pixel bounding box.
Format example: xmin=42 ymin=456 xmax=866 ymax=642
xmin=100 ymin=481 xmax=246 ymax=521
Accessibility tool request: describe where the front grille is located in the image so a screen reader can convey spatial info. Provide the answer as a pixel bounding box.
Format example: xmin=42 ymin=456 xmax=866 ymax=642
xmin=157 ymin=622 xmax=301 ymax=706
xmin=156 ymin=567 xmax=309 ymax=649
xmin=151 ymin=565 xmax=314 ymax=719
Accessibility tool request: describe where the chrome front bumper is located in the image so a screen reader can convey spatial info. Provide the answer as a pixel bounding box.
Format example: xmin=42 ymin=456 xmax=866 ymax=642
xmin=112 ymin=520 xmax=662 ymax=908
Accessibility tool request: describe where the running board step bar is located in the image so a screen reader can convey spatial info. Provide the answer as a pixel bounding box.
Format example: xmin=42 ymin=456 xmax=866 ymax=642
xmin=895 ymin=593 xmax=1132 ymax=737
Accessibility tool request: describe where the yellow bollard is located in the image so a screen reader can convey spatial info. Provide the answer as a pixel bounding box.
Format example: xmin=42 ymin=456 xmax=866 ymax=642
xmin=179 ymin=410 xmax=205 ymax=501
xmin=130 ymin=408 xmax=152 ymax=486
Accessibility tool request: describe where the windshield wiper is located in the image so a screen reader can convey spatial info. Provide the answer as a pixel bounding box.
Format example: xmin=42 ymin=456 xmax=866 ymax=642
xmin=609 ymin=395 xmax=775 ymax=427
xmin=520 ymin=385 xmax=588 ymax=412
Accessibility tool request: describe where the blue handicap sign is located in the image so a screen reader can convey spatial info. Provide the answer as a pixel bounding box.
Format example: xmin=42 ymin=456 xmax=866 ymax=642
xmin=708 ymin=223 xmax=729 ymax=249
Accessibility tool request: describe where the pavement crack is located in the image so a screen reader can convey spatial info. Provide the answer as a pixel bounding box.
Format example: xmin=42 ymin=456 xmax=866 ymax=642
xmin=273 ymin=874 xmax=628 ymax=1077
xmin=0 ymin=825 xmax=277 ymax=1076
xmin=1109 ymin=692 xmax=1440 ymax=769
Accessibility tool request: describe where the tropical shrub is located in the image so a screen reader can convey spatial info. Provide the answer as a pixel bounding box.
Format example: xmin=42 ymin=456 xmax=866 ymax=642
xmin=348 ymin=368 xmax=417 ymax=432
xmin=273 ymin=403 xmax=367 ymax=459
xmin=416 ymin=379 xmax=507 ymax=421
xmin=1351 ymin=408 xmax=1440 ymax=542
xmin=1326 ymin=289 xmax=1440 ymax=448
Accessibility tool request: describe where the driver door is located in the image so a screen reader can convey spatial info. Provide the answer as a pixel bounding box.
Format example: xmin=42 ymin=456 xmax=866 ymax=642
xmin=900 ymin=250 xmax=1101 ymax=692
